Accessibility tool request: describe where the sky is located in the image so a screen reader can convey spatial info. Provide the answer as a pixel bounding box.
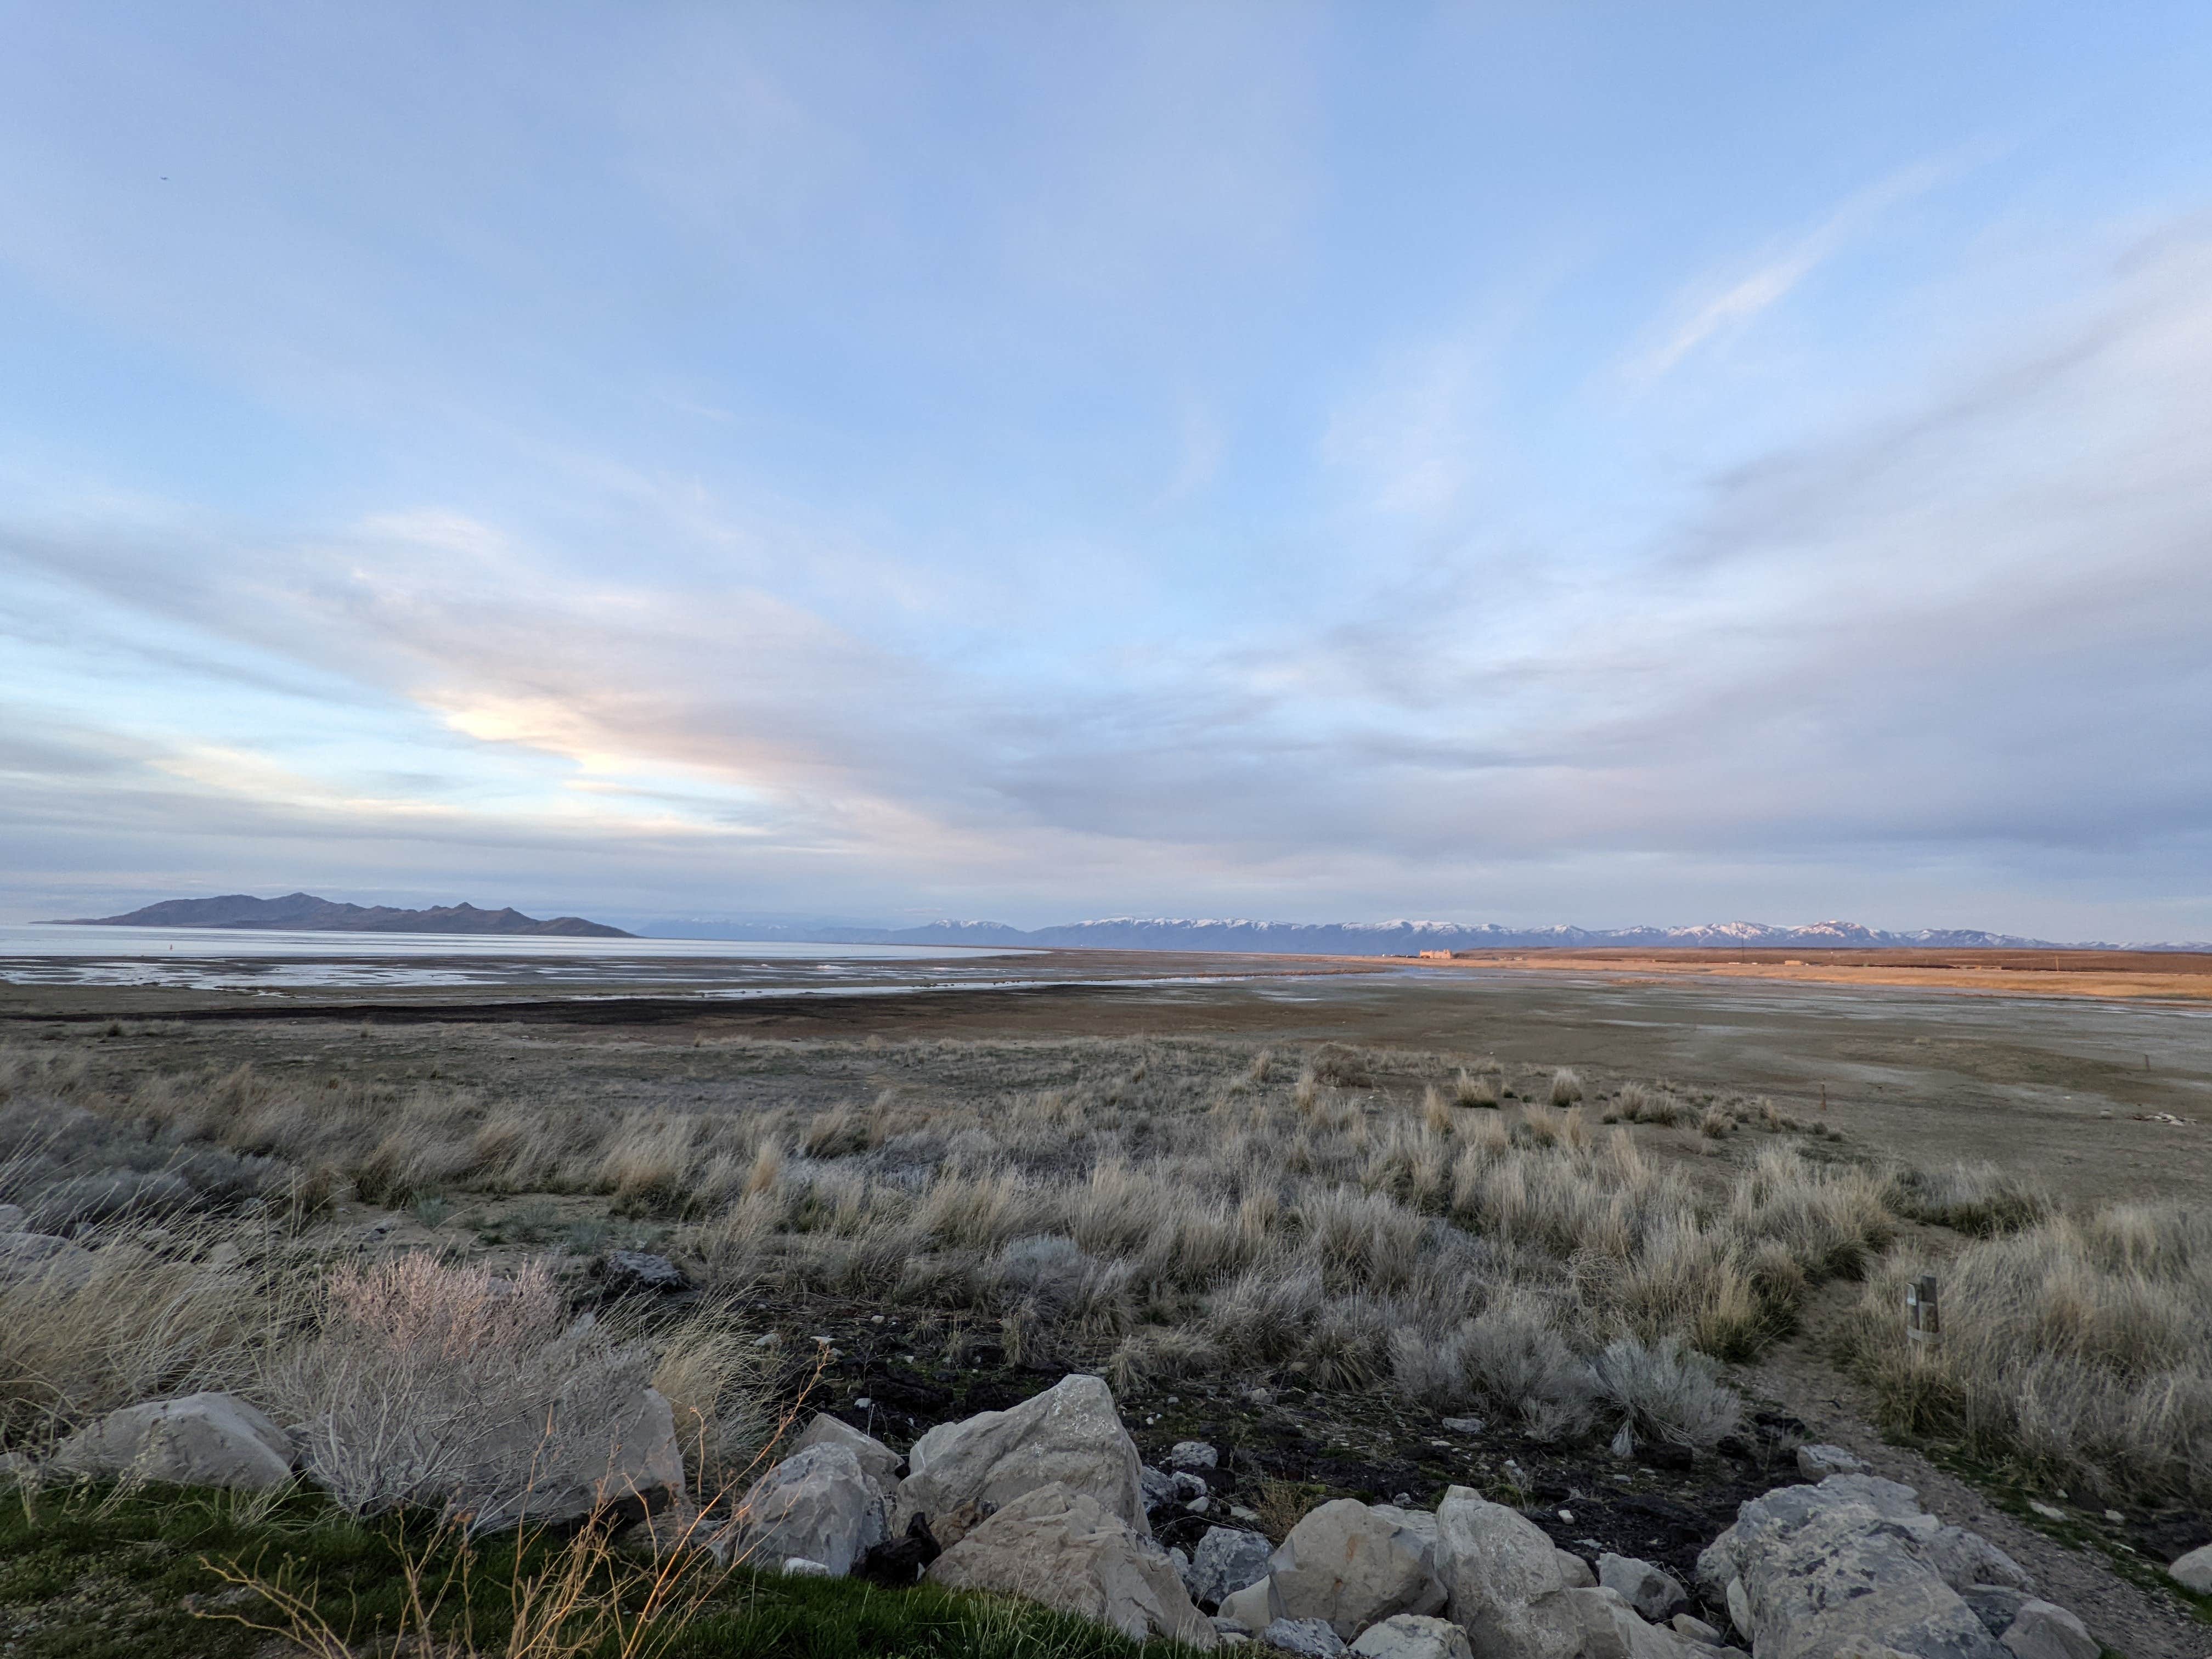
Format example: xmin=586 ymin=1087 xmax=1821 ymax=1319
xmin=3 ymin=2 xmax=2210 ymax=939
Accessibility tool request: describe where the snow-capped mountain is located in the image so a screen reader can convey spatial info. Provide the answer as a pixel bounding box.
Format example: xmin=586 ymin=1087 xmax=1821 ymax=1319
xmin=683 ymin=915 xmax=2199 ymax=955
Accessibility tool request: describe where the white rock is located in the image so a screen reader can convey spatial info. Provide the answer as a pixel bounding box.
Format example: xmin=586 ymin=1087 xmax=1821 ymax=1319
xmin=1999 ymin=1600 xmax=2096 ymax=1659
xmin=1267 ymin=1497 xmax=1447 ymax=1639
xmin=1433 ymin=1486 xmax=1581 ymax=1659
xmin=1187 ymin=1526 xmax=1276 ymax=1606
xmin=1171 ymin=1440 xmax=1220 ymax=1470
xmin=1724 ymin=1577 xmax=1750 ymax=1641
xmin=1350 ymin=1612 xmax=1474 ymax=1659
xmin=1262 ymin=1616 xmax=1347 ymax=1656
xmin=1221 ymin=1576 xmax=1276 ymax=1628
xmin=895 ymin=1373 xmax=1147 ymax=1546
xmin=52 ymin=1391 xmax=293 ymax=1491
xmin=2166 ymin=1541 xmax=2212 ymax=1594
xmin=715 ymin=1442 xmax=887 ymax=1576
xmin=0 ymin=1231 xmax=93 ymax=1290
xmin=780 ymin=1556 xmax=832 ymax=1577
xmin=1555 ymin=1550 xmax=1597 ymax=1589
xmin=1597 ymin=1553 xmax=1687 ymax=1622
xmin=792 ymin=1413 xmax=900 ymax=1494
xmin=1440 ymin=1416 xmax=1485 ymax=1435
xmin=1568 ymin=1586 xmax=1707 ymax=1659
xmin=924 ymin=1481 xmax=1216 ymax=1647
xmin=1796 ymin=1443 xmax=1864 ymax=1479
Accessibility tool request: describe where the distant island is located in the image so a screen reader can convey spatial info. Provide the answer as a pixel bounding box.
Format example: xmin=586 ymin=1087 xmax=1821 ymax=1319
xmin=54 ymin=891 xmax=633 ymax=938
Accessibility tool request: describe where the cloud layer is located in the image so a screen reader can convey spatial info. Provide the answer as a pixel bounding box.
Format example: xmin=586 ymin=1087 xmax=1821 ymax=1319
xmin=3 ymin=4 xmax=2209 ymax=936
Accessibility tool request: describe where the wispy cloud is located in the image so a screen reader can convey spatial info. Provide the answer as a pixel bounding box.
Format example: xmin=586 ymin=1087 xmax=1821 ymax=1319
xmin=1630 ymin=156 xmax=1968 ymax=382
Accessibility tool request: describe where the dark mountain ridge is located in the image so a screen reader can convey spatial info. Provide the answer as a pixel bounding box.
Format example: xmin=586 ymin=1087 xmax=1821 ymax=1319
xmin=57 ymin=892 xmax=631 ymax=938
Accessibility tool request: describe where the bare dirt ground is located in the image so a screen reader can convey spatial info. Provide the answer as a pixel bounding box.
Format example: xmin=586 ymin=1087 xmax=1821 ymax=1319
xmin=6 ymin=951 xmax=2209 ymax=1652
xmin=1425 ymin=945 xmax=2212 ymax=1005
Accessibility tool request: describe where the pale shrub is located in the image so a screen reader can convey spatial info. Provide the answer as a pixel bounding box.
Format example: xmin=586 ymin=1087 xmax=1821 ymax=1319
xmin=269 ymin=1254 xmax=652 ymax=1520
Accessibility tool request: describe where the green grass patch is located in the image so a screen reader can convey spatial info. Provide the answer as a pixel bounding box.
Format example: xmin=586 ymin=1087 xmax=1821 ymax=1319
xmin=0 ymin=1483 xmax=1205 ymax=1658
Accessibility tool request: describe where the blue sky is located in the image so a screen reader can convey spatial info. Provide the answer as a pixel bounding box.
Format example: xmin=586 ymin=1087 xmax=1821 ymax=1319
xmin=4 ymin=2 xmax=2210 ymax=937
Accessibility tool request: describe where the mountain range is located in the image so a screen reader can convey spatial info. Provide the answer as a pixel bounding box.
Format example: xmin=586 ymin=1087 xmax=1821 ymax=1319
xmin=617 ymin=915 xmax=2208 ymax=953
xmin=58 ymin=892 xmax=632 ymax=938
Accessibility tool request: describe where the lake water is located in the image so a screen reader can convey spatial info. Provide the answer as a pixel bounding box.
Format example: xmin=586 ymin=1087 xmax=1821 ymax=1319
xmin=0 ymin=923 xmax=1006 ymax=961
xmin=0 ymin=922 xmax=1026 ymax=991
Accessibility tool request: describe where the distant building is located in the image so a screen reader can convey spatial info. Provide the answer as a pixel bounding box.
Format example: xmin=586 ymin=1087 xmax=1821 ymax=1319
xmin=1418 ymin=949 xmax=1455 ymax=960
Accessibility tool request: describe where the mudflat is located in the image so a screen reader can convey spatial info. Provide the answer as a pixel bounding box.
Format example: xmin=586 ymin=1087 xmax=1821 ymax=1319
xmin=9 ymin=949 xmax=2199 ymax=1207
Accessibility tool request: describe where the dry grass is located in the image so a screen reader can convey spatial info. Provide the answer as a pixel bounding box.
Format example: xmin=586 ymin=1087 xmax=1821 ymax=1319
xmin=1885 ymin=1160 xmax=2052 ymax=1237
xmin=3 ymin=1032 xmax=1881 ymax=1465
xmin=1846 ymin=1200 xmax=2212 ymax=1505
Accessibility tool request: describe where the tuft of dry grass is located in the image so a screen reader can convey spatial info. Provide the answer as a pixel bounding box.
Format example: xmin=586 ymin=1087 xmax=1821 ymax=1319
xmin=1886 ymin=1160 xmax=2052 ymax=1237
xmin=1846 ymin=1201 xmax=2212 ymax=1505
xmin=1547 ymin=1068 xmax=1584 ymax=1107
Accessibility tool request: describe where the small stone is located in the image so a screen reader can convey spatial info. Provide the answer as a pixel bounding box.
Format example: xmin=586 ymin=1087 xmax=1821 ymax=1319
xmin=1170 ymin=1441 xmax=1220 ymax=1471
xmin=1596 ymin=1552 xmax=1686 ymax=1622
xmin=1554 ymin=1550 xmax=1596 ymax=1588
xmin=2027 ymin=1500 xmax=2065 ymax=1522
xmin=1671 ymin=1612 xmax=1723 ymax=1644
xmin=1439 ymin=1416 xmax=1486 ymax=1436
xmin=1175 ymin=1470 xmax=1210 ymax=1502
xmin=1142 ymin=1465 xmax=1181 ymax=1511
xmin=1348 ymin=1613 xmax=1473 ymax=1659
xmin=1261 ymin=1616 xmax=1347 ymax=1656
xmin=1795 ymin=1443 xmax=1864 ymax=1479
xmin=2101 ymin=1509 xmax=2122 ymax=1523
xmin=1725 ymin=1576 xmax=1751 ymax=1638
xmin=1245 ymin=1388 xmax=1277 ymax=1408
xmin=781 ymin=1556 xmax=832 ymax=1576
xmin=1231 ymin=1504 xmax=1262 ymax=1522
xmin=1999 ymin=1599 xmax=2097 ymax=1659
xmin=2166 ymin=1540 xmax=2212 ymax=1594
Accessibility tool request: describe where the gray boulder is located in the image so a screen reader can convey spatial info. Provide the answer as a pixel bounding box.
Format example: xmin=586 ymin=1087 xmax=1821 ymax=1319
xmin=52 ymin=1391 xmax=293 ymax=1491
xmin=1696 ymin=1477 xmax=2014 ymax=1659
xmin=1960 ymin=1587 xmax=2029 ymax=1636
xmin=1262 ymin=1617 xmax=1347 ymax=1656
xmin=1997 ymin=1601 xmax=2095 ymax=1659
xmin=1171 ymin=1440 xmax=1221 ymax=1471
xmin=1187 ymin=1526 xmax=1276 ymax=1606
xmin=0 ymin=1231 xmax=93 ymax=1290
xmin=1434 ymin=1486 xmax=1582 ymax=1659
xmin=924 ymin=1481 xmax=1216 ymax=1647
xmin=1598 ymin=1553 xmax=1687 ymax=1622
xmin=1267 ymin=1497 xmax=1447 ymax=1639
xmin=1797 ymin=1443 xmax=1865 ymax=1479
xmin=1350 ymin=1613 xmax=1474 ymax=1658
xmin=2163 ymin=1539 xmax=2212 ymax=1594
xmin=792 ymin=1412 xmax=899 ymax=1494
xmin=714 ymin=1442 xmax=887 ymax=1576
xmin=895 ymin=1373 xmax=1147 ymax=1547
